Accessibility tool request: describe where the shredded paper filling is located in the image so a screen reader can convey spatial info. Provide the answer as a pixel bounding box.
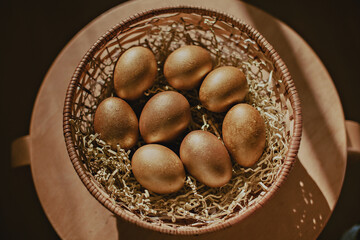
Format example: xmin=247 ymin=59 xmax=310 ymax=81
xmin=70 ymin=13 xmax=291 ymax=229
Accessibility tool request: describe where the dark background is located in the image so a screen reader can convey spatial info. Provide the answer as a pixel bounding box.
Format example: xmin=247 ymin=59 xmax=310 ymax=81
xmin=0 ymin=0 xmax=359 ymax=239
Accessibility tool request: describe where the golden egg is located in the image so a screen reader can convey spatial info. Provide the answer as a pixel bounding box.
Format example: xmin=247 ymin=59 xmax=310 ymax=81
xmin=164 ymin=45 xmax=213 ymax=90
xmin=114 ymin=46 xmax=157 ymax=100
xmin=93 ymin=97 xmax=138 ymax=150
xmin=222 ymin=103 xmax=266 ymax=167
xmin=199 ymin=66 xmax=248 ymax=113
xmin=180 ymin=130 xmax=232 ymax=187
xmin=131 ymin=144 xmax=186 ymax=194
xmin=139 ymin=91 xmax=191 ymax=143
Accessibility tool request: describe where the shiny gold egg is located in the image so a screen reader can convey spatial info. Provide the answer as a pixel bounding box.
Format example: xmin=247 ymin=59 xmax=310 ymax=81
xmin=180 ymin=130 xmax=233 ymax=187
xmin=139 ymin=91 xmax=191 ymax=143
xmin=164 ymin=45 xmax=213 ymax=90
xmin=131 ymin=144 xmax=186 ymax=194
xmin=199 ymin=66 xmax=248 ymax=113
xmin=114 ymin=46 xmax=157 ymax=100
xmin=93 ymin=97 xmax=138 ymax=150
xmin=222 ymin=103 xmax=266 ymax=167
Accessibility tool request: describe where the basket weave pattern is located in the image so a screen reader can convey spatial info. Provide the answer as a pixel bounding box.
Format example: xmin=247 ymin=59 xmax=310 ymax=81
xmin=63 ymin=6 xmax=302 ymax=235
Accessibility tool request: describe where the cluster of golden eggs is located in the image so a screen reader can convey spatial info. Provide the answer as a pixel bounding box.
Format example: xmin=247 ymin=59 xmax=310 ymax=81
xmin=93 ymin=45 xmax=266 ymax=194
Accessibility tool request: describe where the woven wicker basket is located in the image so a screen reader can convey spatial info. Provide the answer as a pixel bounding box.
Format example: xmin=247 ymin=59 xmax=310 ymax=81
xmin=63 ymin=6 xmax=302 ymax=235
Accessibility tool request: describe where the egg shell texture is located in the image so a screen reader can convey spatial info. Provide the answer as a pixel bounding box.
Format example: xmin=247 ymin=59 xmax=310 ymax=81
xmin=131 ymin=144 xmax=186 ymax=194
xmin=139 ymin=91 xmax=191 ymax=143
xmin=199 ymin=66 xmax=248 ymax=113
xmin=114 ymin=46 xmax=157 ymax=100
xmin=180 ymin=130 xmax=233 ymax=187
xmin=222 ymin=103 xmax=266 ymax=167
xmin=93 ymin=97 xmax=138 ymax=150
xmin=164 ymin=45 xmax=213 ymax=90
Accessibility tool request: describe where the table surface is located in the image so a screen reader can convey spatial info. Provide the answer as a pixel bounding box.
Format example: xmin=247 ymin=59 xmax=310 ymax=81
xmin=29 ymin=0 xmax=347 ymax=239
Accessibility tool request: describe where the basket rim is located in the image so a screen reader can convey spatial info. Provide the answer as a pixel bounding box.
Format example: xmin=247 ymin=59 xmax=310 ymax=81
xmin=63 ymin=5 xmax=302 ymax=236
